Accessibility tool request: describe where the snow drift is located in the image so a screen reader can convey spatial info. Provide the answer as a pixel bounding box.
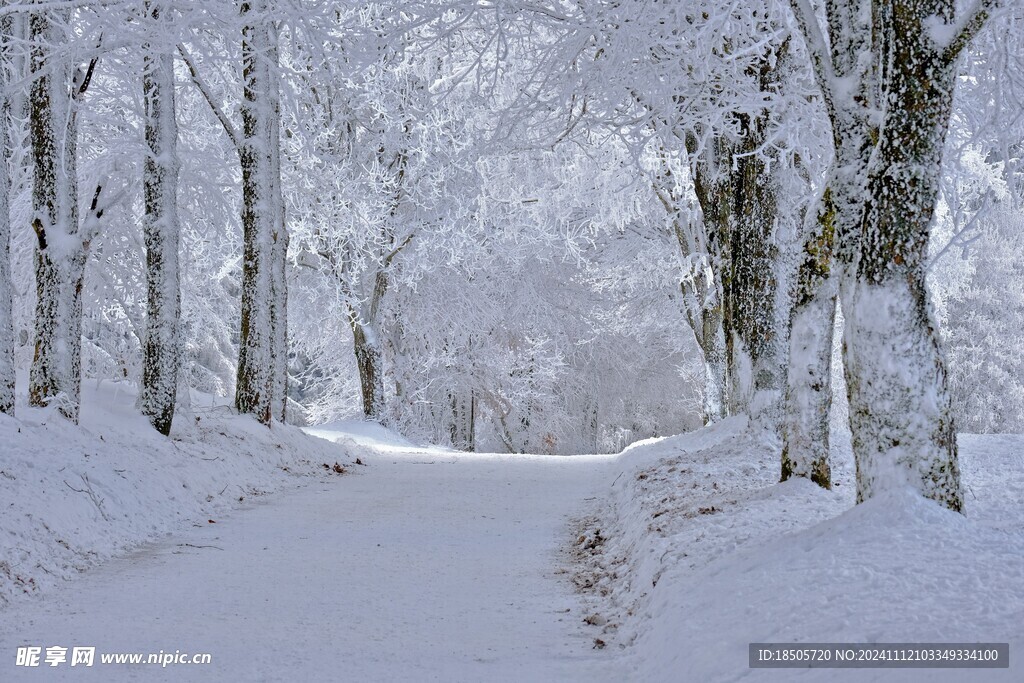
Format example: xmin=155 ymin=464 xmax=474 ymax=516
xmin=0 ymin=380 xmax=351 ymax=608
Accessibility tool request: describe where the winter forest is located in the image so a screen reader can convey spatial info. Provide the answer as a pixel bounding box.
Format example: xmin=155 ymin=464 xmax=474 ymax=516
xmin=1 ymin=0 xmax=1023 ymax=681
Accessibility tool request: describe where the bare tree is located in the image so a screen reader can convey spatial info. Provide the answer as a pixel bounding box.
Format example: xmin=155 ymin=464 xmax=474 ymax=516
xmin=139 ymin=0 xmax=182 ymax=435
xmin=234 ymin=0 xmax=289 ymax=425
xmin=27 ymin=8 xmax=103 ymax=423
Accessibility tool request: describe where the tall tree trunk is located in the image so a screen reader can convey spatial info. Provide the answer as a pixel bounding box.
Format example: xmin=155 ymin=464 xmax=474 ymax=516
xmin=786 ymin=0 xmax=986 ymax=509
xmin=28 ymin=9 xmax=85 ymax=423
xmin=0 ymin=17 xmax=14 ymax=416
xmin=683 ymin=40 xmax=791 ymax=421
xmin=781 ymin=130 xmax=872 ymax=487
xmin=236 ymin=0 xmax=288 ymax=425
xmin=689 ymin=109 xmax=784 ymax=419
xmin=689 ymin=134 xmax=735 ymax=414
xmin=269 ymin=192 xmax=289 ymax=422
xmin=782 ymin=0 xmax=875 ymax=489
xmin=139 ymin=2 xmax=181 ymax=435
xmin=727 ymin=107 xmax=784 ymax=411
xmin=781 ymin=188 xmax=838 ymax=487
xmin=349 ymin=237 xmax=407 ymax=423
xmin=652 ymin=158 xmax=728 ymax=424
xmin=842 ymin=2 xmax=963 ymax=510
xmin=0 ymin=16 xmax=15 ymax=416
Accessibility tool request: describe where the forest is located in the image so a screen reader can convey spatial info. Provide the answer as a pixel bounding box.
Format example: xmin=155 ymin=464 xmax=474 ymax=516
xmin=2 ymin=0 xmax=1021 ymax=499
xmin=1 ymin=0 xmax=1023 ymax=681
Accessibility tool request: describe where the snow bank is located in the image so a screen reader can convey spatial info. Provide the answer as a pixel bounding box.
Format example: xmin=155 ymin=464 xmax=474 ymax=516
xmin=304 ymin=418 xmax=420 ymax=452
xmin=0 ymin=380 xmax=352 ymax=609
xmin=574 ymin=420 xmax=1024 ymax=681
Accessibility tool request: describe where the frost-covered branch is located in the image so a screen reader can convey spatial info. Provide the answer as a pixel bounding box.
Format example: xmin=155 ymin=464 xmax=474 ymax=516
xmin=787 ymin=0 xmax=836 ymax=117
xmin=177 ymin=42 xmax=240 ymax=150
xmin=0 ymin=0 xmax=132 ymax=18
xmin=940 ymin=0 xmax=1000 ymax=64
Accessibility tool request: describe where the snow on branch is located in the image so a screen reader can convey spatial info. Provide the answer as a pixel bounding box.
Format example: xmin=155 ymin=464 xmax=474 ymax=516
xmin=81 ymin=178 xmax=130 ymax=252
xmin=787 ymin=0 xmax=837 ymax=119
xmin=938 ymin=0 xmax=1001 ymax=64
xmin=177 ymin=42 xmax=241 ymax=151
xmin=0 ymin=0 xmax=133 ymax=18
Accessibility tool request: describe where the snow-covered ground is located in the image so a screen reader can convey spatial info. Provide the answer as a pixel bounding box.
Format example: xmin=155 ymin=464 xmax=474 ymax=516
xmin=2 ymin=386 xmax=1021 ymax=681
xmin=0 ymin=386 xmax=621 ymax=681
xmin=572 ymin=417 xmax=1024 ymax=682
xmin=0 ymin=380 xmax=352 ymax=609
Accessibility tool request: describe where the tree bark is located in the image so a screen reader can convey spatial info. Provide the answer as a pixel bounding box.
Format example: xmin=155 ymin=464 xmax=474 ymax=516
xmin=689 ymin=102 xmax=784 ymax=419
xmin=28 ymin=9 xmax=86 ymax=423
xmin=786 ymin=0 xmax=976 ymax=509
xmin=0 ymin=15 xmax=15 ymax=416
xmin=842 ymin=0 xmax=963 ymax=510
xmin=781 ymin=187 xmax=838 ymax=487
xmin=782 ymin=0 xmax=876 ymax=489
xmin=139 ymin=2 xmax=182 ymax=435
xmin=726 ymin=109 xmax=783 ymax=410
xmin=350 ymin=316 xmax=385 ymax=421
xmin=449 ymin=389 xmax=475 ymax=451
xmin=235 ymin=0 xmax=288 ymax=425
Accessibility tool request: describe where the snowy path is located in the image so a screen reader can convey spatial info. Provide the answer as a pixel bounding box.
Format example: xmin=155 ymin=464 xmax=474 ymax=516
xmin=1 ymin=447 xmax=621 ymax=682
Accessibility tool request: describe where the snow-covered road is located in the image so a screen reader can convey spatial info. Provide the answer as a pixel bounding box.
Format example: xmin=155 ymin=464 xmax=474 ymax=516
xmin=1 ymin=445 xmax=621 ymax=682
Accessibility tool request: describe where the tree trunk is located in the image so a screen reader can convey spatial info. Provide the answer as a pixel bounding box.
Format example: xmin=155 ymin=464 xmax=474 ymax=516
xmin=689 ymin=114 xmax=784 ymax=418
xmin=351 ymin=318 xmax=385 ymax=421
xmin=683 ymin=40 xmax=791 ymax=421
xmin=654 ymin=153 xmax=728 ymax=425
xmin=786 ymin=0 xmax=976 ymax=510
xmin=581 ymin=397 xmax=599 ymax=452
xmin=269 ymin=194 xmax=289 ymax=423
xmin=841 ymin=4 xmax=963 ymax=510
xmin=28 ymin=9 xmax=85 ymax=423
xmin=781 ymin=187 xmax=838 ymax=487
xmin=449 ymin=389 xmax=475 ymax=451
xmin=658 ymin=213 xmax=724 ymax=423
xmin=235 ymin=0 xmax=288 ymax=425
xmin=698 ymin=304 xmax=727 ymax=422
xmin=689 ymin=135 xmax=735 ymax=413
xmin=781 ymin=140 xmax=870 ymax=489
xmin=139 ymin=3 xmax=181 ymax=435
xmin=782 ymin=0 xmax=874 ymax=490
xmin=0 ymin=16 xmax=15 ymax=416
xmin=725 ymin=126 xmax=783 ymax=412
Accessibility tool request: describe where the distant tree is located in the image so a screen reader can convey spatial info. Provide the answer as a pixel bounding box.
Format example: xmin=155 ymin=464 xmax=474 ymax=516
xmin=943 ymin=226 xmax=1024 ymax=433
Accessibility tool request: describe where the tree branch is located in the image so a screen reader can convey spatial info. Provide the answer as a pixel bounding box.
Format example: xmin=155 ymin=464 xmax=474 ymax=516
xmin=176 ymin=43 xmax=240 ymax=151
xmin=942 ymin=0 xmax=1000 ymax=64
xmin=81 ymin=179 xmax=130 ymax=253
xmin=74 ymin=55 xmax=99 ymax=100
xmin=787 ymin=0 xmax=837 ymax=121
xmin=0 ymin=0 xmax=133 ymax=18
xmin=383 ymin=233 xmax=415 ymax=269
